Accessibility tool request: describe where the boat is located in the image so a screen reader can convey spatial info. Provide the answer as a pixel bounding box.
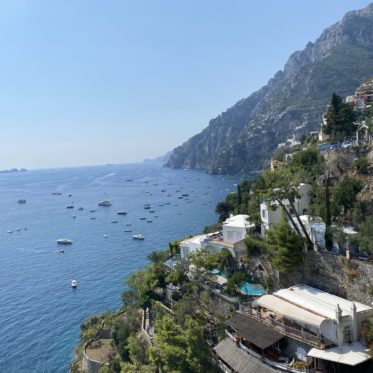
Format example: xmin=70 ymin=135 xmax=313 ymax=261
xmin=111 ymin=220 xmax=118 ymax=224
xmin=117 ymin=210 xmax=127 ymax=215
xmin=90 ymin=210 xmax=96 ymax=213
xmin=72 ymin=215 xmax=76 ymax=219
xmin=144 ymin=204 xmax=151 ymax=209
xmin=13 ymin=228 xmax=21 ymax=232
xmin=58 ymin=249 xmax=64 ymax=253
xmin=57 ymin=239 xmax=73 ymax=245
xmin=98 ymin=200 xmax=112 ymax=206
xmin=149 ymin=210 xmax=155 ymax=213
xmin=140 ymin=217 xmax=146 ymax=220
xmin=78 ymin=207 xmax=84 ymax=211
xmin=125 ymin=223 xmax=131 ymax=226
xmin=124 ymin=229 xmax=132 ymax=232
xmin=71 ymin=280 xmax=77 ymax=288
xmin=66 ymin=205 xmax=74 ymax=209
xmin=132 ymin=234 xmax=144 ymax=240
xmin=67 ymin=194 xmax=72 ymax=197
xmin=51 ymin=192 xmax=62 ymax=195
xmin=90 ymin=217 xmax=96 ymax=220
xmin=103 ymin=235 xmax=108 ymax=238
xmin=7 ymin=230 xmax=13 ymax=233
xmin=17 ymin=199 xmax=26 ymax=204
xmin=147 ymin=220 xmax=153 ymax=223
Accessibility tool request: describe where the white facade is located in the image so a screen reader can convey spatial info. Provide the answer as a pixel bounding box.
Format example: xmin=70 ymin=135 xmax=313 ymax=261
xmin=260 ymin=184 xmax=311 ymax=237
xmin=222 ymin=214 xmax=253 ymax=244
xmin=255 ymin=285 xmax=373 ymax=349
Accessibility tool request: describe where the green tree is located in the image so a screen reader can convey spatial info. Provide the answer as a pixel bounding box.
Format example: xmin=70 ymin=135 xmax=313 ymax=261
xmin=324 ymin=93 xmax=356 ymax=142
xmin=261 ymin=167 xmax=312 ymax=249
xmin=127 ymin=336 xmax=148 ymax=365
xmin=354 ymin=157 xmax=369 ymax=175
xmin=332 ymin=178 xmax=362 ymax=218
xmin=215 ymin=201 xmax=234 ymax=222
xmin=226 ymin=271 xmax=247 ymax=295
xmin=356 ymin=216 xmax=373 ymax=255
xmin=266 ymin=215 xmax=305 ymax=272
xmin=149 ymin=316 xmax=215 ymax=373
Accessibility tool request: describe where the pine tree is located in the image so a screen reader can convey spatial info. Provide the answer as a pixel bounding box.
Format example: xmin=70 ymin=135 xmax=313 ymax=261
xmin=267 ymin=214 xmax=305 ymax=272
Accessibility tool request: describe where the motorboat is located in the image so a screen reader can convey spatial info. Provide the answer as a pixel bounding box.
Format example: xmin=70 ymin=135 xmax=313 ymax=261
xmin=58 ymin=249 xmax=64 ymax=253
xmin=90 ymin=217 xmax=96 ymax=220
xmin=117 ymin=210 xmax=127 ymax=215
xmin=132 ymin=234 xmax=144 ymax=240
xmin=66 ymin=205 xmax=74 ymax=209
xmin=139 ymin=217 xmax=146 ymax=220
xmin=147 ymin=220 xmax=153 ymax=223
xmin=125 ymin=223 xmax=131 ymax=226
xmin=103 ymin=235 xmax=108 ymax=238
xmin=98 ymin=200 xmax=112 ymax=206
xmin=149 ymin=210 xmax=155 ymax=213
xmin=124 ymin=230 xmax=132 ymax=233
xmin=111 ymin=220 xmax=118 ymax=224
xmin=144 ymin=204 xmax=151 ymax=209
xmin=90 ymin=210 xmax=96 ymax=213
xmin=57 ymin=239 xmax=73 ymax=245
xmin=78 ymin=207 xmax=84 ymax=211
xmin=17 ymin=199 xmax=26 ymax=204
xmin=71 ymin=280 xmax=77 ymax=288
xmin=51 ymin=192 xmax=62 ymax=195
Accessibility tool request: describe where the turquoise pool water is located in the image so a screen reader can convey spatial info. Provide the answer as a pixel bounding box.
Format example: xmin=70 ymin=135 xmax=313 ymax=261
xmin=240 ymin=281 xmax=267 ymax=296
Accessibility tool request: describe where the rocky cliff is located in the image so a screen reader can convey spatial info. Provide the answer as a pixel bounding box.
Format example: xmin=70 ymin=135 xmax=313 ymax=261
xmin=167 ymin=3 xmax=373 ymax=174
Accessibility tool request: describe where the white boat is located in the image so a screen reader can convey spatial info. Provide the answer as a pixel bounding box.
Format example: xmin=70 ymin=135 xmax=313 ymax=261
xmin=117 ymin=210 xmax=127 ymax=215
xmin=144 ymin=204 xmax=151 ymax=209
xmin=103 ymin=235 xmax=108 ymax=238
xmin=17 ymin=199 xmax=26 ymax=204
xmin=57 ymin=239 xmax=73 ymax=245
xmin=98 ymin=200 xmax=112 ymax=206
xmin=71 ymin=280 xmax=77 ymax=288
xmin=132 ymin=234 xmax=144 ymax=240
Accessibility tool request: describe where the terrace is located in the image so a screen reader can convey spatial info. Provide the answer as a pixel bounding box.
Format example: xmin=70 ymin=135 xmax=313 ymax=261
xmin=239 ymin=302 xmax=332 ymax=349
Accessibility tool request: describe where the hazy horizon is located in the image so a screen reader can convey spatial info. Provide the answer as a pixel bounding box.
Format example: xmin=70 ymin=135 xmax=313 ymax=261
xmin=0 ymin=0 xmax=371 ymax=169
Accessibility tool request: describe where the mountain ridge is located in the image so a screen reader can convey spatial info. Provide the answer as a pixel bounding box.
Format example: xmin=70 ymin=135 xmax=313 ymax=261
xmin=167 ymin=3 xmax=373 ymax=174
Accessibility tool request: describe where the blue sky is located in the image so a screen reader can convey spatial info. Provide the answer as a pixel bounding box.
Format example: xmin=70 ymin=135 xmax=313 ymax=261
xmin=0 ymin=0 xmax=371 ymax=169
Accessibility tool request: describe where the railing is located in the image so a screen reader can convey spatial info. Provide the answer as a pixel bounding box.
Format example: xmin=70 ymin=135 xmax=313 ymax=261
xmin=239 ymin=303 xmax=321 ymax=348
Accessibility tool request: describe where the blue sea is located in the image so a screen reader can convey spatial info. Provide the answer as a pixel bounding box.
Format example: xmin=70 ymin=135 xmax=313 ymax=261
xmin=0 ymin=163 xmax=238 ymax=373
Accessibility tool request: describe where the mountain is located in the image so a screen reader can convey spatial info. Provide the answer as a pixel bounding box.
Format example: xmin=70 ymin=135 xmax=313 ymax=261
xmin=143 ymin=151 xmax=173 ymax=163
xmin=167 ymin=3 xmax=373 ymax=174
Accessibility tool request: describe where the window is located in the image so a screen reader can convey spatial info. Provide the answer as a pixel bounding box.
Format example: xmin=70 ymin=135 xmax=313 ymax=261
xmin=344 ymin=327 xmax=351 ymax=343
xmin=262 ymin=209 xmax=266 ymax=219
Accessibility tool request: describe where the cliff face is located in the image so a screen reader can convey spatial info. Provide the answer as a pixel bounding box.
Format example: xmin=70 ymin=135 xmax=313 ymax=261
xmin=167 ymin=3 xmax=373 ymax=174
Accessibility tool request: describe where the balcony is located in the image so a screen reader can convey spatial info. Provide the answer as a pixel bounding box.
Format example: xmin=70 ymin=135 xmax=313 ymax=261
xmin=239 ymin=303 xmax=327 ymax=348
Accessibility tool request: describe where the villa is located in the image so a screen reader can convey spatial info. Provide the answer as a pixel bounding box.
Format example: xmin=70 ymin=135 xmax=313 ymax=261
xmin=216 ymin=284 xmax=373 ymax=372
xmin=180 ymin=214 xmax=254 ymax=259
xmin=260 ymin=183 xmax=311 ymax=237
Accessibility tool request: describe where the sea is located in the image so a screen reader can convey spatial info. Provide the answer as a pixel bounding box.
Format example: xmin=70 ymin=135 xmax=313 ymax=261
xmin=0 ymin=162 xmax=239 ymax=373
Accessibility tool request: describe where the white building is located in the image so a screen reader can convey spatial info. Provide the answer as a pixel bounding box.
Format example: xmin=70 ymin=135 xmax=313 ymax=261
xmin=222 ymin=214 xmax=253 ymax=244
xmin=180 ymin=215 xmax=253 ymax=259
xmin=260 ymin=183 xmax=311 ymax=236
xmin=252 ymin=285 xmax=373 ymax=367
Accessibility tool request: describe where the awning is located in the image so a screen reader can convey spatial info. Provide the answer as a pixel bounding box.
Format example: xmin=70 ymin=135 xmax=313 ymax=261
xmin=307 ymin=342 xmax=370 ymax=366
xmin=227 ymin=312 xmax=283 ymax=349
xmin=255 ymin=294 xmax=327 ymax=327
xmin=214 ymin=337 xmax=279 ymax=373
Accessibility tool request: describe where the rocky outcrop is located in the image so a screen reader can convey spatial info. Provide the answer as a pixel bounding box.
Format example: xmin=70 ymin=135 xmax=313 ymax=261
xmin=167 ymin=3 xmax=373 ymax=174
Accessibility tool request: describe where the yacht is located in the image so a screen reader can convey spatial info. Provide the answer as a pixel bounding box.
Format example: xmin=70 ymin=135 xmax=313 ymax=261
xmin=132 ymin=234 xmax=144 ymax=240
xmin=17 ymin=199 xmax=26 ymax=204
xmin=117 ymin=210 xmax=127 ymax=215
xmin=71 ymin=280 xmax=77 ymax=288
xmin=57 ymin=239 xmax=73 ymax=245
xmin=98 ymin=200 xmax=112 ymax=206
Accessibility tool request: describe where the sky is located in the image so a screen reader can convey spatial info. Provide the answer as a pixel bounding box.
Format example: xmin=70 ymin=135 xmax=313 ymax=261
xmin=0 ymin=0 xmax=371 ymax=169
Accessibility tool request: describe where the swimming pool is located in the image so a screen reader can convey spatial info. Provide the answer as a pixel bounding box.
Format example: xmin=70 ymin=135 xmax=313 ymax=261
xmin=240 ymin=281 xmax=267 ymax=296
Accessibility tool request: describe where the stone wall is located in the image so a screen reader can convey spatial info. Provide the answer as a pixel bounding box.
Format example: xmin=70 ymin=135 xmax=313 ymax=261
xmin=277 ymin=251 xmax=373 ymax=305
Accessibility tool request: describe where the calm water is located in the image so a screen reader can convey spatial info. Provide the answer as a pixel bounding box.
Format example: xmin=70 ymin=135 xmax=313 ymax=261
xmin=0 ymin=163 xmax=238 ymax=373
